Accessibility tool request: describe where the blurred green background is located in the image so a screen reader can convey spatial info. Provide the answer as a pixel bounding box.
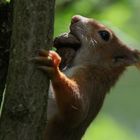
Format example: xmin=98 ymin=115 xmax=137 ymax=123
xmin=55 ymin=0 xmax=140 ymax=140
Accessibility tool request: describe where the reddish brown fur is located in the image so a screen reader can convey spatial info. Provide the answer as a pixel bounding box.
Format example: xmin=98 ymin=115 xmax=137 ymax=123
xmin=34 ymin=15 xmax=140 ymax=140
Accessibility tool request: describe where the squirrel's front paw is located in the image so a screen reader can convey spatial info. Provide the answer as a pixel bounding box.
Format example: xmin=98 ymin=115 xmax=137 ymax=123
xmin=33 ymin=49 xmax=61 ymax=79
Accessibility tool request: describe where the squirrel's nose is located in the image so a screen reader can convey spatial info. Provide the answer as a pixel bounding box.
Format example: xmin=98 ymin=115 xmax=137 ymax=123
xmin=71 ymin=15 xmax=82 ymax=25
xmin=71 ymin=15 xmax=89 ymax=25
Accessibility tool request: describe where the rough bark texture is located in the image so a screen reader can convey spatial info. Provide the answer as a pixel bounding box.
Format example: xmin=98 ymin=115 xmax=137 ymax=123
xmin=0 ymin=0 xmax=55 ymax=140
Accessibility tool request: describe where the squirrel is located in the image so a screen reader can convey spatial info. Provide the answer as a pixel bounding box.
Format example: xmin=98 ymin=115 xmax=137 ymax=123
xmin=33 ymin=15 xmax=140 ymax=140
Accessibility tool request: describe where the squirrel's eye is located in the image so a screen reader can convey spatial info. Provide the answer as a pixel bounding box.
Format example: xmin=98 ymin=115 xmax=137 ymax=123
xmin=98 ymin=30 xmax=110 ymax=41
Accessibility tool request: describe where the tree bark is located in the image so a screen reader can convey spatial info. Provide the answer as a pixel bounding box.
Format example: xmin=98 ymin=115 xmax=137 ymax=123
xmin=0 ymin=2 xmax=12 ymax=104
xmin=0 ymin=0 xmax=55 ymax=140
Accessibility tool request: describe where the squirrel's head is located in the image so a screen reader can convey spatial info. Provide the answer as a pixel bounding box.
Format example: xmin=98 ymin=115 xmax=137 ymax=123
xmin=70 ymin=15 xmax=140 ymax=70
xmin=54 ymin=15 xmax=140 ymax=70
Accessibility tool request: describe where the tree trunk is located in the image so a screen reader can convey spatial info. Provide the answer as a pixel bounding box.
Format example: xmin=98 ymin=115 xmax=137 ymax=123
xmin=0 ymin=2 xmax=12 ymax=104
xmin=0 ymin=0 xmax=55 ymax=140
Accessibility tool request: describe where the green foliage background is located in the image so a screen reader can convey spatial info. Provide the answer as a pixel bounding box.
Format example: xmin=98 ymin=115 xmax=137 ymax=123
xmin=55 ymin=0 xmax=140 ymax=140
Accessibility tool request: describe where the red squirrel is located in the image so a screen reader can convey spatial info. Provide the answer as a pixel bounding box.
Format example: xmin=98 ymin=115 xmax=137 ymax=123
xmin=34 ymin=15 xmax=140 ymax=140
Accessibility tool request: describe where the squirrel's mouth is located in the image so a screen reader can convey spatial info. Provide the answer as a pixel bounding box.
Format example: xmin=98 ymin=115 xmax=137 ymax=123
xmin=53 ymin=32 xmax=81 ymax=70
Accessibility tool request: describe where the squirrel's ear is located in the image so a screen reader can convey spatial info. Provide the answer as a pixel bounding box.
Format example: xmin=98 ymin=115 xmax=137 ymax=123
xmin=112 ymin=48 xmax=140 ymax=67
xmin=135 ymin=50 xmax=140 ymax=70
